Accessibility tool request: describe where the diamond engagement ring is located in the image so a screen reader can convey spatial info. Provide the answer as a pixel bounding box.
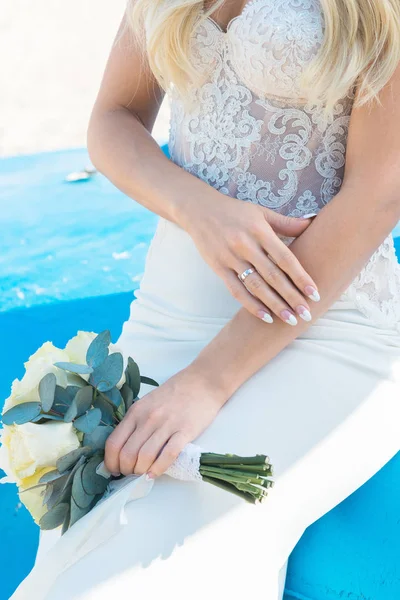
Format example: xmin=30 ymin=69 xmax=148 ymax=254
xmin=238 ymin=268 xmax=256 ymax=283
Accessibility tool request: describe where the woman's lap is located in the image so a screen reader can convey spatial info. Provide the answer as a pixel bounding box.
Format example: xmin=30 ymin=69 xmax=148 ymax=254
xmin=35 ymin=304 xmax=400 ymax=599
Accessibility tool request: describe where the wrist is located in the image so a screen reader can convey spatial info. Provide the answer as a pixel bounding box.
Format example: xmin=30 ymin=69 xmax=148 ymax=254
xmin=166 ymin=178 xmax=225 ymax=232
xmin=182 ymin=362 xmax=231 ymax=409
xmin=185 ymin=355 xmax=240 ymax=404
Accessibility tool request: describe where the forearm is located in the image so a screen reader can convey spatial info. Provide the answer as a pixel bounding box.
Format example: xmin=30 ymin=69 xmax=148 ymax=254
xmin=87 ymin=106 xmax=218 ymax=227
xmin=191 ymin=186 xmax=400 ymax=398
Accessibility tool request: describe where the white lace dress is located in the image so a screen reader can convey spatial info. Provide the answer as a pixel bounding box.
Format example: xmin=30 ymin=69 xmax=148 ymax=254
xmin=13 ymin=2 xmax=400 ymax=599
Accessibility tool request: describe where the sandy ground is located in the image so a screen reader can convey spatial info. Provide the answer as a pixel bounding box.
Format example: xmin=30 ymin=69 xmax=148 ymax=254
xmin=1 ymin=0 xmax=170 ymax=158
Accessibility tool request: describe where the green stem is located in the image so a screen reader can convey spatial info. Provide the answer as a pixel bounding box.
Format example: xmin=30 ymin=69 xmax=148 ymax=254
xmin=260 ymin=479 xmax=274 ymax=489
xmin=201 ymin=475 xmax=258 ymax=504
xmin=200 ymin=453 xmax=270 ymax=467
xmin=222 ymin=463 xmax=273 ymax=475
xmin=49 ymin=409 xmax=64 ymax=418
xmin=200 ymin=466 xmax=264 ymax=486
xmin=200 ymin=469 xmax=266 ymax=499
xmin=234 ymin=481 xmax=268 ymax=497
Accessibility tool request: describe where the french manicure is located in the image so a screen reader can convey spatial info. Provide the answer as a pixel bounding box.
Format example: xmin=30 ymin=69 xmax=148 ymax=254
xmin=296 ymin=305 xmax=312 ymax=322
xmin=257 ymin=310 xmax=274 ymax=324
xmin=305 ymin=285 xmax=320 ymax=302
xmin=281 ymin=310 xmax=298 ymax=326
xmin=146 ymin=472 xmax=156 ymax=480
xmin=302 ymin=212 xmax=318 ymax=219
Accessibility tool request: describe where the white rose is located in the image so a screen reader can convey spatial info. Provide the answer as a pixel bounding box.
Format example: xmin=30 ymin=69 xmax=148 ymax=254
xmin=3 ymin=342 xmax=71 ymax=413
xmin=0 ymin=422 xmax=80 ymax=482
xmin=65 ymin=331 xmax=126 ymax=389
xmin=0 ymin=421 xmax=80 ymax=524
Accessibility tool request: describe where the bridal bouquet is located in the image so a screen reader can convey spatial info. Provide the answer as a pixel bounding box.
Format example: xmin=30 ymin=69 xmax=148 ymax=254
xmin=0 ymin=331 xmax=274 ymax=534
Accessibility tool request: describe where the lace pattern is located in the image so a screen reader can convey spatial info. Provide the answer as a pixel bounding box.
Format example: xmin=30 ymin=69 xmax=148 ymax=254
xmin=165 ymin=443 xmax=203 ymax=482
xmin=167 ymin=0 xmax=400 ymax=332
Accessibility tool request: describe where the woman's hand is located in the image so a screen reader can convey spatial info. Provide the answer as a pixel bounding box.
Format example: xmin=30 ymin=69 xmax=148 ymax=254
xmin=88 ymin=14 xmax=319 ymax=326
xmin=180 ymin=192 xmax=320 ymax=326
xmin=104 ymin=368 xmax=225 ymax=478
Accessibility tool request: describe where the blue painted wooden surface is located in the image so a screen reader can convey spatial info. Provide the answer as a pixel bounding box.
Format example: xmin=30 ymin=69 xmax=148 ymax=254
xmin=0 ymin=148 xmax=399 ymax=599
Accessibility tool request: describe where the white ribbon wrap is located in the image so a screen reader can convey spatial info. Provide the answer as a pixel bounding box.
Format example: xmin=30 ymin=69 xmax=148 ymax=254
xmin=165 ymin=442 xmax=203 ymax=482
xmin=11 ymin=443 xmax=204 ymax=600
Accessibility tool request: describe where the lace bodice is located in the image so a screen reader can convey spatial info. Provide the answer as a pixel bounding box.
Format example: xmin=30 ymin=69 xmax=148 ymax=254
xmin=167 ymin=0 xmax=400 ymax=332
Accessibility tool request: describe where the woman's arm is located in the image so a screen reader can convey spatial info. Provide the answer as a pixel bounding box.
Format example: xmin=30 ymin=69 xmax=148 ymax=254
xmin=191 ymin=65 xmax=400 ymax=396
xmin=88 ymin=15 xmax=320 ymax=326
xmin=104 ymin=63 xmax=400 ymax=478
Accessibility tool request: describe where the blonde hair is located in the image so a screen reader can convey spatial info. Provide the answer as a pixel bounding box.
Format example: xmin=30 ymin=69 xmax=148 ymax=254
xmin=126 ymin=0 xmax=400 ymax=113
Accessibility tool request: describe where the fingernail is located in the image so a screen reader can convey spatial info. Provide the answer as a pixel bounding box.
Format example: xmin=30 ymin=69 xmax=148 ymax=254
xmin=302 ymin=212 xmax=318 ymax=219
xmin=296 ymin=305 xmax=312 ymax=322
xmin=281 ymin=310 xmax=298 ymax=326
xmin=111 ymin=472 xmax=120 ymax=477
xmin=305 ymin=286 xmax=320 ymax=302
xmin=146 ymin=472 xmax=156 ymax=480
xmin=257 ymin=310 xmax=274 ymax=324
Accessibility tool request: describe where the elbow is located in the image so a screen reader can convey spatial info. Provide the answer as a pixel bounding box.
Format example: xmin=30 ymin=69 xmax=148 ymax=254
xmin=380 ymin=183 xmax=400 ymax=222
xmin=86 ymin=110 xmax=103 ymax=172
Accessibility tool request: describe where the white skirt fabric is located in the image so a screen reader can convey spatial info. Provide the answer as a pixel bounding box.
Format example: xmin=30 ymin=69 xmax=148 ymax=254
xmin=13 ymin=220 xmax=400 ymax=600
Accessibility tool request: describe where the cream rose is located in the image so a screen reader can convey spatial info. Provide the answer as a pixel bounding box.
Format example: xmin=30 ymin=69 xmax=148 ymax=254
xmin=3 ymin=342 xmax=71 ymax=413
xmin=0 ymin=422 xmax=80 ymax=483
xmin=0 ymin=421 xmax=80 ymax=524
xmin=65 ymin=331 xmax=126 ymax=388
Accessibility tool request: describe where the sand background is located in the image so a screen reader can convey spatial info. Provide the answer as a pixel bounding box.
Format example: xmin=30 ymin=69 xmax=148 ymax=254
xmin=1 ymin=0 xmax=170 ymax=158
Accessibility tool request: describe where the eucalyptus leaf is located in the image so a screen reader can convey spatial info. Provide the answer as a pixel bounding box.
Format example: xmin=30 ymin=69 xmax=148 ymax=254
xmin=32 ymin=414 xmax=64 ymax=423
xmin=54 ymin=362 xmax=93 ymax=375
xmin=116 ymin=401 xmax=126 ymax=421
xmin=2 ymin=402 xmax=41 ymax=426
xmin=82 ymin=456 xmax=109 ymax=495
xmin=69 ymin=497 xmax=92 ymax=528
xmin=74 ymin=386 xmax=94 ymax=416
xmin=64 ymin=399 xmax=78 ymax=423
xmin=46 ymin=474 xmax=71 ymax=511
xmin=125 ymin=358 xmax=141 ymax=398
xmin=120 ymin=383 xmax=134 ymax=411
xmin=86 ymin=330 xmax=111 ymax=369
xmin=89 ymin=353 xmax=123 ymax=392
xmin=39 ymin=470 xmax=62 ymax=484
xmin=61 ymin=506 xmax=71 ymax=535
xmin=57 ymin=446 xmax=91 ymax=474
xmin=103 ymin=386 xmax=123 ymax=409
xmin=83 ymin=425 xmax=113 ymax=451
xmin=42 ymin=484 xmax=54 ymax=507
xmin=93 ymin=395 xmax=115 ymax=426
xmin=62 ymin=455 xmax=87 ymax=491
xmin=54 ymin=386 xmax=74 ymax=415
xmin=66 ymin=385 xmax=84 ymax=400
xmin=67 ymin=374 xmax=89 ymax=387
xmin=55 ymin=385 xmax=84 ymax=417
xmin=72 ymin=464 xmax=95 ymax=509
xmin=74 ymin=408 xmax=102 ymax=434
xmin=39 ymin=503 xmax=69 ymax=530
xmin=31 ymin=415 xmax=44 ymax=423
xmin=140 ymin=376 xmax=159 ymax=388
xmin=19 ymin=482 xmax=47 ymax=494
xmin=39 ymin=373 xmax=57 ymax=412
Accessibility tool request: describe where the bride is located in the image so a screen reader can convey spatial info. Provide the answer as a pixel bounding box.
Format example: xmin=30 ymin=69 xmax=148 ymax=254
xmin=15 ymin=1 xmax=400 ymax=598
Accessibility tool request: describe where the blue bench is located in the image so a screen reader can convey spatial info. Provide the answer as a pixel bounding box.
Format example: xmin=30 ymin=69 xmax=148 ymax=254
xmin=0 ymin=148 xmax=399 ymax=600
